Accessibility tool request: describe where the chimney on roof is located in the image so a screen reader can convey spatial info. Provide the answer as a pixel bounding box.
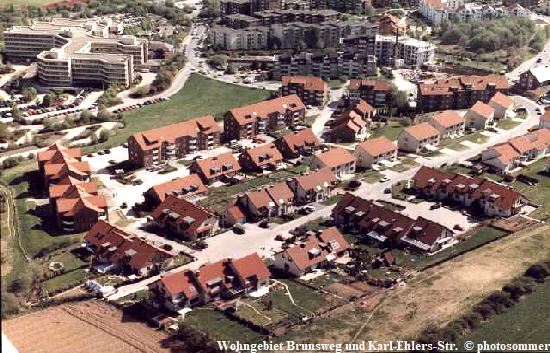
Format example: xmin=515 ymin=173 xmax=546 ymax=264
xmin=226 ymin=256 xmax=233 ymax=262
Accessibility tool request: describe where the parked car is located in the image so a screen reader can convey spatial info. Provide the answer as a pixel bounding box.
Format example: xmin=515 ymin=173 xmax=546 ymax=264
xmin=430 ymin=203 xmax=441 ymax=210
xmin=517 ymin=174 xmax=539 ymax=185
xmin=379 ymin=176 xmax=391 ymax=183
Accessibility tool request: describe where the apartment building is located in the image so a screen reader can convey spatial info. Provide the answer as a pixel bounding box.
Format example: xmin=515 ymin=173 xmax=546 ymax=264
xmin=412 ymin=166 xmax=529 ymax=217
xmin=378 ymin=14 xmax=405 ymax=35
xmin=347 ymin=79 xmax=393 ymax=107
xmin=310 ymin=148 xmax=356 ymax=178
xmin=502 ymin=0 xmax=541 ymax=9
xmin=237 ymin=182 xmax=296 ymax=220
xmin=333 ymin=193 xmax=454 ymax=253
xmin=274 ymin=50 xmax=377 ymax=80
xmin=280 ymin=75 xmax=328 ymax=106
xmin=354 ymin=136 xmax=398 ymax=169
xmin=482 ymin=129 xmax=550 ymax=174
xmin=211 ymin=25 xmax=269 ymax=50
xmin=251 ymin=9 xmax=339 ymax=26
xmin=4 ymin=18 xmax=147 ymax=88
xmin=428 ymin=110 xmax=465 ymax=138
xmin=151 ymin=195 xmax=219 ymax=241
xmin=224 ymin=95 xmax=306 ymax=140
xmin=417 ymin=75 xmax=509 ymax=113
xmin=143 ymin=174 xmax=207 ymax=205
xmin=148 ymin=253 xmax=270 ymax=311
xmin=419 ymin=0 xmax=528 ymax=24
xmin=375 ymin=35 xmax=435 ymax=68
xmin=238 ymin=142 xmax=283 ymax=172
xmin=398 ymin=122 xmax=441 ymax=153
xmin=419 ymin=0 xmax=465 ymax=25
xmin=190 ymin=152 xmax=241 ymax=185
xmin=275 ymin=128 xmax=320 ymax=158
xmin=127 ymin=116 xmax=221 ymax=168
xmin=220 ymin=0 xmax=280 ymax=18
xmin=464 ymin=101 xmax=495 ymax=130
xmin=85 ymin=220 xmax=174 ymax=276
xmin=287 ymin=168 xmax=337 ymax=204
xmin=274 ymin=227 xmax=350 ymax=276
xmin=519 ymin=65 xmax=550 ymax=91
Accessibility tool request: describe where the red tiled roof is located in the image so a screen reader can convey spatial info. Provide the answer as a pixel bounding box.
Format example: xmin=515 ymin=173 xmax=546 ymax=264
xmin=37 ymin=143 xmax=81 ymax=162
xmin=402 ymin=122 xmax=440 ymax=141
xmin=49 ymin=182 xmax=98 ymax=199
xmin=191 ymin=152 xmax=241 ymax=180
xmin=85 ymin=221 xmax=173 ymax=272
xmin=429 ymin=110 xmax=465 ymax=128
xmin=281 ymin=227 xmax=349 ymax=271
xmin=354 ymin=99 xmax=376 ymax=115
xmin=292 ymin=168 xmax=337 ymax=191
xmin=281 ymin=76 xmax=327 ymax=92
xmin=348 ymin=79 xmax=392 ymax=92
xmin=312 ymin=148 xmax=356 ymax=168
xmin=158 ymin=270 xmax=198 ymax=297
xmin=241 ymin=143 xmax=283 ymax=168
xmin=419 ymin=75 xmax=509 ymax=96
xmin=468 ymin=101 xmax=495 ymax=119
xmin=152 ymin=195 xmax=216 ymax=235
xmin=489 ymin=92 xmax=514 ymax=108
xmin=279 ymin=128 xmax=320 ymax=154
xmin=231 ymin=253 xmax=271 ymax=283
xmin=130 ymin=116 xmax=220 ymax=151
xmin=149 ymin=174 xmax=207 ymax=203
xmin=228 ymin=95 xmax=305 ymax=126
xmin=541 ymin=110 xmax=550 ymax=122
xmin=356 ymin=136 xmax=397 ymax=157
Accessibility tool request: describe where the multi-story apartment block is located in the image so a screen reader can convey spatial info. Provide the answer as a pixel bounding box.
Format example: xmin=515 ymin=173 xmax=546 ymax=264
xmin=374 ymin=35 xmax=435 ymax=68
xmin=211 ymin=25 xmax=269 ymax=50
xmin=224 ymin=95 xmax=306 ymax=140
xmin=417 ymin=75 xmax=509 ymax=113
xmin=251 ymin=9 xmax=339 ymax=26
xmin=419 ymin=0 xmax=465 ymax=25
xmin=502 ymin=0 xmax=540 ymax=9
xmin=419 ymin=0 xmax=528 ymax=24
xmin=273 ymin=49 xmax=377 ymax=80
xmin=3 ymin=18 xmax=147 ymax=88
xmin=220 ymin=0 xmax=280 ymax=19
xmin=347 ymin=79 xmax=393 ymax=107
xmin=519 ymin=65 xmax=550 ymax=91
xmin=378 ymin=14 xmax=405 ymax=35
xmin=280 ymin=75 xmax=328 ymax=106
xmin=127 ymin=116 xmax=221 ymax=168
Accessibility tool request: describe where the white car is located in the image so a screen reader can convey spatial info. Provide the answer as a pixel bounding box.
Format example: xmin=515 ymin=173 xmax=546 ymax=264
xmin=303 ymin=205 xmax=316 ymax=212
xmin=379 ymin=176 xmax=391 ymax=183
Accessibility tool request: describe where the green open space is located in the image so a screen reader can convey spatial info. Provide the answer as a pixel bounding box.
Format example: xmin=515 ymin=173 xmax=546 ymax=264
xmin=509 ymin=158 xmax=550 ymax=220
xmin=389 ymin=157 xmax=419 ymax=173
xmin=459 ymin=280 xmax=550 ymax=344
xmin=90 ymin=74 xmax=271 ymax=150
xmin=370 ymin=121 xmax=404 ymax=142
xmin=391 ymin=226 xmax=508 ymax=270
xmin=496 ymin=118 xmax=522 ymax=130
xmin=46 ymin=250 xmax=87 ymax=273
xmin=234 ymin=298 xmax=288 ymax=326
xmin=184 ymin=309 xmax=264 ymax=343
xmin=264 ymin=279 xmax=328 ymax=315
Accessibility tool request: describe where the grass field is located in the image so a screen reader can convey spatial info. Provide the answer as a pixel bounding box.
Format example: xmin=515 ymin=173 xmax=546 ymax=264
xmin=264 ymin=279 xmax=328 ymax=315
xmin=496 ymin=118 xmax=522 ymax=130
xmin=185 ymin=309 xmax=265 ymax=343
xmin=370 ymin=121 xmax=405 ymax=142
xmin=90 ymin=74 xmax=271 ymax=150
xmin=509 ymin=159 xmax=550 ymax=220
xmin=459 ymin=280 xmax=550 ymax=344
xmin=284 ymin=223 xmax=550 ymax=345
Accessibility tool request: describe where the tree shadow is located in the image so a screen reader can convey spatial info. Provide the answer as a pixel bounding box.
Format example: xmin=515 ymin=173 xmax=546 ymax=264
xmin=11 ymin=170 xmax=46 ymax=198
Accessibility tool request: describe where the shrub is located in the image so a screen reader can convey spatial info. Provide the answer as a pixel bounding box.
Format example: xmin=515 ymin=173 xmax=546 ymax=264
xmin=525 ymin=264 xmax=550 ymax=281
xmin=474 ymin=303 xmax=495 ymax=319
xmin=462 ymin=312 xmax=483 ymax=329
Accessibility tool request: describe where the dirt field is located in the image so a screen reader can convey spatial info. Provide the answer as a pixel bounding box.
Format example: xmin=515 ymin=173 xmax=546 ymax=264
xmin=2 ymin=301 xmax=170 ymax=353
xmin=289 ymin=223 xmax=550 ymax=345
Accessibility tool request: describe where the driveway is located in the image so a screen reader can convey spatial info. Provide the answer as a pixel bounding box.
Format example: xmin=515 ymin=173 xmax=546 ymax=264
xmin=311 ymin=85 xmax=348 ymax=138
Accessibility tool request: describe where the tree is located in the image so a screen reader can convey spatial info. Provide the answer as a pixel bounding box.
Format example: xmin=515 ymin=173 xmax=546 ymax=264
xmin=42 ymin=92 xmax=56 ymax=107
xmin=80 ymin=109 xmax=93 ymax=124
xmin=1 ymin=291 xmax=20 ymax=319
xmin=207 ymin=54 xmax=228 ymax=69
xmin=391 ymin=87 xmax=408 ymax=110
xmin=364 ymin=4 xmax=374 ymax=16
xmin=97 ymin=109 xmax=112 ymax=122
xmin=99 ymin=129 xmax=110 ymax=142
xmin=0 ymin=122 xmax=9 ymax=138
xmin=21 ymin=87 xmax=37 ymax=102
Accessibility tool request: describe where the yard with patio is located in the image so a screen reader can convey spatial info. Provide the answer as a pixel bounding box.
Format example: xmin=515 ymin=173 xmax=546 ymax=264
xmin=439 ymin=131 xmax=490 ymax=151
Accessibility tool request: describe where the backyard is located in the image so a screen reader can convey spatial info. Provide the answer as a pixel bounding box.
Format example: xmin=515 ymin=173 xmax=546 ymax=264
xmin=184 ymin=309 xmax=265 ymax=343
xmin=370 ymin=121 xmax=405 ymax=142
xmin=90 ymin=74 xmax=272 ymax=150
xmin=496 ymin=118 xmax=522 ymax=130
xmin=509 ymin=158 xmax=550 ymax=220
xmin=439 ymin=131 xmax=489 ymax=151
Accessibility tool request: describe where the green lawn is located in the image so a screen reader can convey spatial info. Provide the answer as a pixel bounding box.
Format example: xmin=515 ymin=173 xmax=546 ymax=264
xmin=89 ymin=74 xmax=271 ymax=150
xmin=439 ymin=132 xmax=490 ymax=151
xmin=322 ymin=194 xmax=343 ymax=206
xmin=370 ymin=121 xmax=405 ymax=142
xmin=184 ymin=309 xmax=265 ymax=343
xmin=41 ymin=268 xmax=89 ymax=293
xmin=264 ymin=279 xmax=328 ymax=314
xmin=354 ymin=168 xmax=383 ymax=184
xmin=509 ymin=159 xmax=550 ymax=220
xmin=47 ymin=250 xmax=87 ymax=272
xmin=389 ymin=158 xmax=419 ymax=173
xmin=392 ymin=226 xmax=508 ymax=270
xmin=496 ymin=118 xmax=522 ymax=130
xmin=458 ymin=280 xmax=550 ymax=344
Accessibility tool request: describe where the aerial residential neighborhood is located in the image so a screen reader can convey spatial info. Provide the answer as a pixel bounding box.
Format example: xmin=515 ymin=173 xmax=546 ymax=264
xmin=1 ymin=0 xmax=550 ymax=351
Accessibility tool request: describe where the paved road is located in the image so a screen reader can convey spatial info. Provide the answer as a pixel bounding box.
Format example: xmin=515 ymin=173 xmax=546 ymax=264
xmin=311 ymin=85 xmax=347 ymax=138
xmin=109 ymin=95 xmax=542 ymax=300
xmin=507 ymin=38 xmax=550 ymax=82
